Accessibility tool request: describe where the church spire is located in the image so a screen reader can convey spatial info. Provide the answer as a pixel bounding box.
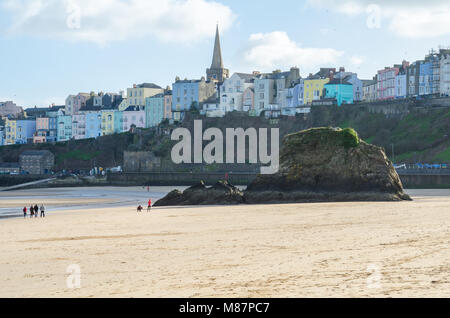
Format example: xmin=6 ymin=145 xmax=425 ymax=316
xmin=206 ymin=24 xmax=229 ymax=82
xmin=211 ymin=24 xmax=224 ymax=69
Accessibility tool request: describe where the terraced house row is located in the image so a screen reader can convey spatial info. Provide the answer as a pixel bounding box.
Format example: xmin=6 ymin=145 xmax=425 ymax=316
xmin=2 ymin=25 xmax=450 ymax=146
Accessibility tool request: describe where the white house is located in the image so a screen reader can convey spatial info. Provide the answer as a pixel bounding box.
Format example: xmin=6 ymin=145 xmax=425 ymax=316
xmin=219 ymin=73 xmax=255 ymax=113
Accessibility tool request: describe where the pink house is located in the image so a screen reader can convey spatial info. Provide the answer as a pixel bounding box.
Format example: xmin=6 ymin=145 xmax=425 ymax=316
xmin=377 ymin=66 xmax=400 ymax=100
xmin=33 ymin=118 xmax=49 ymax=144
xmin=65 ymin=93 xmax=90 ymax=115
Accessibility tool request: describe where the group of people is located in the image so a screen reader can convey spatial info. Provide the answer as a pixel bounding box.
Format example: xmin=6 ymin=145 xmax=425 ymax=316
xmin=137 ymin=199 xmax=152 ymax=213
xmin=23 ymin=204 xmax=45 ymax=218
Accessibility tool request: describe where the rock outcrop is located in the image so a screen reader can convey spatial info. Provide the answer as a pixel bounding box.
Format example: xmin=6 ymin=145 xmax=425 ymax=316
xmin=154 ymin=180 xmax=245 ymax=206
xmin=155 ymin=127 xmax=411 ymax=206
xmin=245 ymin=127 xmax=411 ymax=203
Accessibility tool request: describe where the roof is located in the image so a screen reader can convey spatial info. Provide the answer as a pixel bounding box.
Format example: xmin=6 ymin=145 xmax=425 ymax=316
xmin=234 ymin=73 xmax=255 ymax=82
xmin=123 ymin=106 xmax=144 ymax=112
xmin=326 ymin=79 xmax=352 ymax=85
xmin=137 ymin=83 xmax=162 ymax=89
xmin=210 ymin=24 xmax=224 ymax=69
xmin=20 ymin=150 xmax=53 ymax=157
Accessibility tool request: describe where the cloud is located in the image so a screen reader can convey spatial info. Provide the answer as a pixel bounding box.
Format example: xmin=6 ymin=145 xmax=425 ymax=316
xmin=1 ymin=0 xmax=235 ymax=45
xmin=306 ymin=0 xmax=450 ymax=38
xmin=237 ymin=31 xmax=344 ymax=74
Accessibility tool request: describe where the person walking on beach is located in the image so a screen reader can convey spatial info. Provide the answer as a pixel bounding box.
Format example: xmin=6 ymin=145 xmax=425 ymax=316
xmin=30 ymin=205 xmax=34 ymax=218
xmin=40 ymin=204 xmax=45 ymax=218
xmin=147 ymin=199 xmax=152 ymax=212
xmin=137 ymin=205 xmax=143 ymax=213
xmin=34 ymin=204 xmax=39 ymax=218
xmin=23 ymin=206 xmax=27 ymax=219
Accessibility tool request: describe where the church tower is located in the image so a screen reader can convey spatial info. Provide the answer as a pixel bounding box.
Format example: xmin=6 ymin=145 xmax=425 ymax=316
xmin=206 ymin=25 xmax=229 ymax=82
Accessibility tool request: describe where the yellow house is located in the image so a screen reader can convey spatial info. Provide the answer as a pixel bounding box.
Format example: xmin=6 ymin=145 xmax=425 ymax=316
xmin=5 ymin=118 xmax=17 ymax=145
xmin=126 ymin=83 xmax=164 ymax=108
xmin=101 ymin=110 xmax=115 ymax=136
xmin=303 ymin=78 xmax=330 ymax=105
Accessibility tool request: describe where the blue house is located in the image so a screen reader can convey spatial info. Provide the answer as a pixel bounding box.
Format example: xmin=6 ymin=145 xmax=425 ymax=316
xmin=114 ymin=111 xmax=123 ymax=133
xmin=57 ymin=114 xmax=72 ymax=142
xmin=286 ymin=81 xmax=304 ymax=108
xmin=0 ymin=128 xmax=4 ymax=146
xmin=324 ymin=79 xmax=354 ymax=106
xmin=172 ymin=77 xmax=216 ymax=121
xmin=84 ymin=111 xmax=102 ymax=138
xmin=419 ymin=61 xmax=433 ymax=96
xmin=15 ymin=120 xmax=36 ymax=144
xmin=145 ymin=94 xmax=165 ymax=128
xmin=334 ymin=71 xmax=363 ymax=101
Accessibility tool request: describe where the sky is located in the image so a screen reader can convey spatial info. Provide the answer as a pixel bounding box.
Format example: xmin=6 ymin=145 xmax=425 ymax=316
xmin=1 ymin=0 xmax=450 ymax=107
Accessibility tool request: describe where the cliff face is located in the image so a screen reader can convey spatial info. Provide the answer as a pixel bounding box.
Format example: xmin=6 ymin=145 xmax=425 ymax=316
xmin=245 ymin=127 xmax=411 ymax=203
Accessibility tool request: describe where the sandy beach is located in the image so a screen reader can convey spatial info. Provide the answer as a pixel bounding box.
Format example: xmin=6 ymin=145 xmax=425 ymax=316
xmin=0 ymin=187 xmax=449 ymax=298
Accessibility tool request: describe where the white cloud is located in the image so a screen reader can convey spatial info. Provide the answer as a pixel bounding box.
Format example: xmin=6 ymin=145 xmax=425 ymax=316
xmin=1 ymin=0 xmax=235 ymax=45
xmin=307 ymin=0 xmax=450 ymax=39
xmin=238 ymin=31 xmax=344 ymax=74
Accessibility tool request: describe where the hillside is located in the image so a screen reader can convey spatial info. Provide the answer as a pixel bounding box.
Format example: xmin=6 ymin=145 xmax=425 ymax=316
xmin=0 ymin=105 xmax=449 ymax=172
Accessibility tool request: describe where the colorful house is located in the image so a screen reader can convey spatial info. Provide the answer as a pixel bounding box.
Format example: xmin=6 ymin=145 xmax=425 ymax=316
xmin=377 ymin=66 xmax=400 ymax=100
xmin=15 ymin=120 xmax=36 ymax=144
xmin=114 ymin=111 xmax=123 ymax=133
xmin=101 ymin=110 xmax=116 ymax=136
xmin=395 ymin=72 xmax=407 ymax=99
xmin=145 ymin=94 xmax=165 ymax=128
xmin=171 ymin=77 xmax=216 ymax=121
xmin=334 ymin=69 xmax=363 ymax=102
xmin=72 ymin=113 xmax=86 ymax=140
xmin=126 ymin=83 xmax=164 ymax=109
xmin=123 ymin=106 xmax=145 ymax=131
xmin=419 ymin=61 xmax=433 ymax=96
xmin=84 ymin=111 xmax=102 ymax=139
xmin=163 ymin=92 xmax=172 ymax=121
xmin=286 ymin=80 xmax=304 ymax=108
xmin=0 ymin=128 xmax=4 ymax=146
xmin=57 ymin=114 xmax=72 ymax=142
xmin=34 ymin=117 xmax=50 ymax=144
xmin=219 ymin=73 xmax=255 ymax=112
xmin=324 ymin=79 xmax=354 ymax=106
xmin=5 ymin=118 xmax=17 ymax=145
xmin=303 ymin=77 xmax=330 ymax=105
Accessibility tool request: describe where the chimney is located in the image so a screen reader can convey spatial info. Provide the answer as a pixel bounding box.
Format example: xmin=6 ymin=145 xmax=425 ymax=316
xmin=329 ymin=71 xmax=334 ymax=81
xmin=133 ymin=84 xmax=137 ymax=88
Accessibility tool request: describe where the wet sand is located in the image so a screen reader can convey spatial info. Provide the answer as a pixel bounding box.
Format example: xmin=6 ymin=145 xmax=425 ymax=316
xmin=0 ymin=188 xmax=449 ymax=297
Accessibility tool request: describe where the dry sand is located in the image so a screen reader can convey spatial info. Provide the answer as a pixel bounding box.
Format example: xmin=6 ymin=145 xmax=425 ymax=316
xmin=0 ymin=188 xmax=449 ymax=298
